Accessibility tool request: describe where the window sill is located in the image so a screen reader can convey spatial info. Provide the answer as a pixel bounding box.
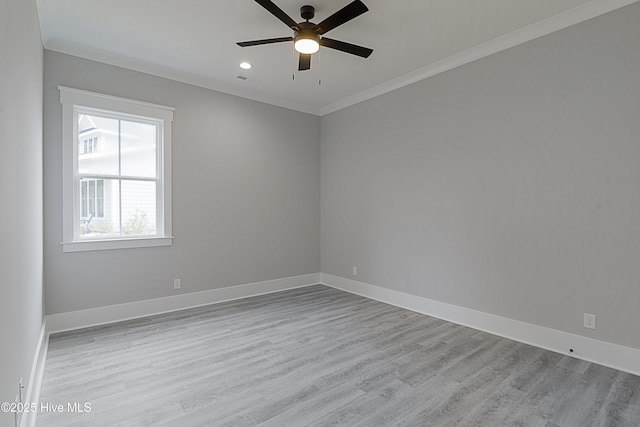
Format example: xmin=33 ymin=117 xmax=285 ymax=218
xmin=62 ymin=236 xmax=174 ymax=253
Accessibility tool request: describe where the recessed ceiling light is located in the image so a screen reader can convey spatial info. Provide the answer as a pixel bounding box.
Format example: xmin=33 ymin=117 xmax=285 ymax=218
xmin=240 ymin=62 xmax=252 ymax=70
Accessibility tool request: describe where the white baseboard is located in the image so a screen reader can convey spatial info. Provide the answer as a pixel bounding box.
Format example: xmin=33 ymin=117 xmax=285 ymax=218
xmin=20 ymin=322 xmax=48 ymax=427
xmin=37 ymin=270 xmax=640 ymax=399
xmin=45 ymin=273 xmax=321 ymax=333
xmin=321 ymin=273 xmax=640 ymax=377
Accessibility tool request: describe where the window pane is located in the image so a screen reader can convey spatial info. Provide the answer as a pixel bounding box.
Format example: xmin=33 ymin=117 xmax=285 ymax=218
xmin=78 ymin=114 xmax=119 ymax=175
xmin=78 ymin=179 xmax=157 ymax=238
xmin=121 ymin=180 xmax=157 ymax=236
xmin=120 ymin=121 xmax=157 ymax=178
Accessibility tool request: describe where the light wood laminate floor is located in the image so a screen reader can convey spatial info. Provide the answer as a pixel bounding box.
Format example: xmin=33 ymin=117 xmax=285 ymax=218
xmin=38 ymin=285 xmax=640 ymax=426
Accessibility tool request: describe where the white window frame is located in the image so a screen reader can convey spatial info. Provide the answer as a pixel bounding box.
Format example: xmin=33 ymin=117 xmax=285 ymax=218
xmin=60 ymin=86 xmax=174 ymax=252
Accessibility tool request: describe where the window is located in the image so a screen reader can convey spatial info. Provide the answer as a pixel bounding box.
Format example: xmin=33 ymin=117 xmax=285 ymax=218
xmin=60 ymin=86 xmax=174 ymax=252
xmin=81 ymin=179 xmax=104 ymax=218
xmin=82 ymin=136 xmax=98 ymax=153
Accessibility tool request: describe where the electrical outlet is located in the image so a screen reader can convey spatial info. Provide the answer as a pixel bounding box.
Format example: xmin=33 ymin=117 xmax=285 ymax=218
xmin=173 ymin=279 xmax=181 ymax=290
xmin=584 ymin=313 xmax=596 ymax=330
xmin=352 ymin=266 xmax=358 ymax=276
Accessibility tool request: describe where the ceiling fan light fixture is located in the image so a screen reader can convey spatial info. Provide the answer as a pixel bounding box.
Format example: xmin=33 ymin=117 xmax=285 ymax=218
xmin=237 ymin=0 xmax=373 ymax=71
xmin=294 ymin=33 xmax=320 ymax=54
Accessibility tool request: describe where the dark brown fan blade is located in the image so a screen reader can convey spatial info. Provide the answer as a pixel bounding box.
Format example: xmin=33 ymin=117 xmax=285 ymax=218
xmin=320 ymin=37 xmax=373 ymax=58
xmin=237 ymin=37 xmax=293 ymax=47
xmin=298 ymin=54 xmax=311 ymax=71
xmin=255 ymin=0 xmax=300 ymax=30
xmin=315 ymin=0 xmax=369 ymax=35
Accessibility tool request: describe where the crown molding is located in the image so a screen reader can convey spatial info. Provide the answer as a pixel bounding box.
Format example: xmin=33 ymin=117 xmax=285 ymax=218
xmin=320 ymin=0 xmax=640 ymax=115
xmin=44 ymin=39 xmax=322 ymax=116
xmin=44 ymin=0 xmax=639 ymax=117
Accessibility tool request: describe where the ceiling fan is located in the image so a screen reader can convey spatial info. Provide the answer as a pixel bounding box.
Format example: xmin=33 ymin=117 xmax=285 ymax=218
xmin=237 ymin=0 xmax=373 ymax=71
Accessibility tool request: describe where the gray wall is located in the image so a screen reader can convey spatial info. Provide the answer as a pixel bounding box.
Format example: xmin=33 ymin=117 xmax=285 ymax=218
xmin=321 ymin=3 xmax=640 ymax=350
xmin=0 ymin=0 xmax=44 ymax=424
xmin=44 ymin=51 xmax=321 ymax=314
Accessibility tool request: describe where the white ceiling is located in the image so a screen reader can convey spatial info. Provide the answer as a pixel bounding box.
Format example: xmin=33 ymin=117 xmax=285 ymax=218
xmin=36 ymin=0 xmax=637 ymax=115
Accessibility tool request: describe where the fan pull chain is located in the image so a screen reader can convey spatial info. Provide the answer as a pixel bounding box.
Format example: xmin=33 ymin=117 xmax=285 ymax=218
xmin=292 ymin=44 xmax=296 ymax=80
xmin=318 ymin=49 xmax=322 ymax=86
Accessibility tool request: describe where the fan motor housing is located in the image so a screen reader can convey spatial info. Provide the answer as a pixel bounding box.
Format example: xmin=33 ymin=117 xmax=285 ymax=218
xmin=294 ymin=29 xmax=319 ymax=40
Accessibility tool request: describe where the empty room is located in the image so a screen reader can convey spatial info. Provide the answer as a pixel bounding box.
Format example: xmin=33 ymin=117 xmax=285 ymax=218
xmin=2 ymin=0 xmax=640 ymax=426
